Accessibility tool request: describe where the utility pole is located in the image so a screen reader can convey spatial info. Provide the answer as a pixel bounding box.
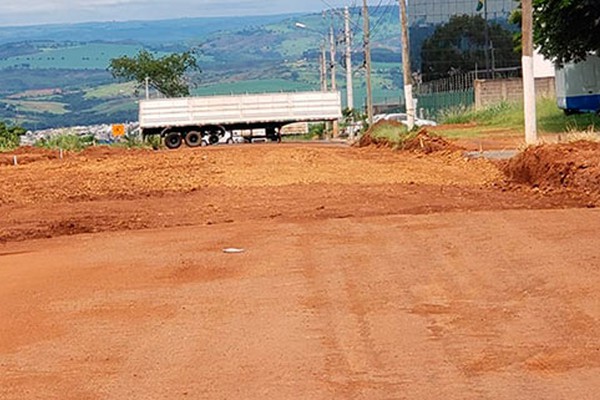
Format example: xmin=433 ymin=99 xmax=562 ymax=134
xmin=344 ymin=6 xmax=354 ymax=112
xmin=329 ymin=24 xmax=337 ymax=90
xmin=363 ymin=0 xmax=374 ymax=125
xmin=399 ymin=0 xmax=415 ymax=130
xmin=484 ymin=0 xmax=490 ymax=77
xmin=320 ymin=42 xmax=327 ymax=91
xmin=522 ymin=0 xmax=537 ymax=144
xmin=145 ymin=76 xmax=150 ymax=99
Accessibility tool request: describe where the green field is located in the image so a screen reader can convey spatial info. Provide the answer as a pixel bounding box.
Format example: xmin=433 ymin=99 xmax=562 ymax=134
xmin=193 ymin=79 xmax=315 ymax=96
xmin=0 ymin=43 xmax=171 ymax=70
xmin=85 ymin=82 xmax=138 ymax=99
xmin=4 ymin=99 xmax=67 ymax=114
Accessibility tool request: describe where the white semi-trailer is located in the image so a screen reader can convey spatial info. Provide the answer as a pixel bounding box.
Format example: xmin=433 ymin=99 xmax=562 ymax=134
xmin=139 ymin=91 xmax=342 ymax=149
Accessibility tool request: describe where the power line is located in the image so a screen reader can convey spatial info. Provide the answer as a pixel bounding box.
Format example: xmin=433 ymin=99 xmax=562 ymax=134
xmin=318 ymin=0 xmax=363 ymax=31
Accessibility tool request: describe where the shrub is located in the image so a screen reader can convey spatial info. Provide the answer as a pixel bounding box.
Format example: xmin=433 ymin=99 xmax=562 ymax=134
xmin=0 ymin=122 xmax=25 ymax=151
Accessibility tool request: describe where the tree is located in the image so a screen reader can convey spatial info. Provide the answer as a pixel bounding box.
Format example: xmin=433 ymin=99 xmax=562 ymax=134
xmin=527 ymin=0 xmax=600 ymax=65
xmin=108 ymin=50 xmax=200 ymax=97
xmin=420 ymin=15 xmax=520 ymax=81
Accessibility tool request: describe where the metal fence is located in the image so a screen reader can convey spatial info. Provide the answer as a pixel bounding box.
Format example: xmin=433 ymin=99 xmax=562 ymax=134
xmin=415 ymin=67 xmax=521 ymax=119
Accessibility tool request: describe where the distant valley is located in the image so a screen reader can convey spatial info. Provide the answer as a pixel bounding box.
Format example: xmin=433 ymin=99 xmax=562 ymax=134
xmin=0 ymin=7 xmax=407 ymax=130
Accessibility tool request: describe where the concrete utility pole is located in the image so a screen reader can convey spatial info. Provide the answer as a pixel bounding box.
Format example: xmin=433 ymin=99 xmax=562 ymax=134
xmin=344 ymin=6 xmax=354 ymax=111
xmin=522 ymin=0 xmax=538 ymax=144
xmin=320 ymin=42 xmax=328 ymax=91
xmin=363 ymin=0 xmax=374 ymax=125
xmin=399 ymin=0 xmax=415 ymax=130
xmin=484 ymin=0 xmax=491 ymax=77
xmin=329 ymin=24 xmax=337 ymax=90
xmin=145 ymin=76 xmax=150 ymax=100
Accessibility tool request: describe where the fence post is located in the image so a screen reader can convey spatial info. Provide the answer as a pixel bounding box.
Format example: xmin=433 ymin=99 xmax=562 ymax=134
xmin=474 ymin=80 xmax=482 ymax=110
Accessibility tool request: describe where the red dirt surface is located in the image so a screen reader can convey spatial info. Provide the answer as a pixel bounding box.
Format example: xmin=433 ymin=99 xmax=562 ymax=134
xmin=0 ymin=146 xmax=60 ymax=166
xmin=0 ymin=143 xmax=599 ymax=399
xmin=504 ymin=141 xmax=600 ymax=202
xmin=358 ymin=125 xmax=461 ymax=153
xmin=401 ymin=129 xmax=462 ymax=153
xmin=1 ymin=143 xmax=595 ymax=242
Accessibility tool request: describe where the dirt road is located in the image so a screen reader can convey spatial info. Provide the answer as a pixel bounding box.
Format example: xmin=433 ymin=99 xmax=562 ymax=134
xmin=0 ymin=143 xmax=599 ymax=398
xmin=1 ymin=210 xmax=599 ymax=399
xmin=0 ymin=144 xmax=594 ymax=242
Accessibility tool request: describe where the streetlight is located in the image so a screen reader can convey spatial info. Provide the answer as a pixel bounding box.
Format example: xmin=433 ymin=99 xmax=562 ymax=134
xmin=295 ymin=20 xmax=345 ymax=138
xmin=295 ymin=22 xmax=329 ymax=92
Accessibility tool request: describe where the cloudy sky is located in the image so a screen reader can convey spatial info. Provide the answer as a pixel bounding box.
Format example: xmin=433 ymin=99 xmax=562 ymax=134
xmin=1 ymin=0 xmax=355 ymax=26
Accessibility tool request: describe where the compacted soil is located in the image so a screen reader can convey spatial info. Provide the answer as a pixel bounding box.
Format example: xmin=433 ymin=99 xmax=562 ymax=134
xmin=0 ymin=142 xmax=598 ymax=399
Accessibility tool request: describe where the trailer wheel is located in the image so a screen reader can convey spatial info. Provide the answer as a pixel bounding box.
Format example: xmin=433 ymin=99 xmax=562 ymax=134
xmin=185 ymin=131 xmax=201 ymax=147
xmin=164 ymin=132 xmax=182 ymax=149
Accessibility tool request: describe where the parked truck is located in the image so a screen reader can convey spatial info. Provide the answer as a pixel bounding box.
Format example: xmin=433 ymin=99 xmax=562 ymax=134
xmin=556 ymin=54 xmax=600 ymax=115
xmin=139 ymin=91 xmax=342 ymax=149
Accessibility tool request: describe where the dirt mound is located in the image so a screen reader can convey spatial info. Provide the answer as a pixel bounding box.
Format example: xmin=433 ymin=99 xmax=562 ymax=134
xmin=402 ymin=129 xmax=462 ymax=154
xmin=0 ymin=146 xmax=155 ymax=166
xmin=504 ymin=141 xmax=600 ymax=199
xmin=0 ymin=147 xmax=59 ymax=166
xmin=358 ymin=125 xmax=462 ymax=154
xmin=357 ymin=120 xmax=404 ymax=148
xmin=79 ymin=146 xmax=150 ymax=158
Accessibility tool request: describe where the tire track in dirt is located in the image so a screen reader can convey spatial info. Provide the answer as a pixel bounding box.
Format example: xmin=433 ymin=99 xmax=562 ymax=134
xmin=294 ymin=219 xmax=417 ymax=398
xmin=405 ymin=210 xmax=600 ymax=398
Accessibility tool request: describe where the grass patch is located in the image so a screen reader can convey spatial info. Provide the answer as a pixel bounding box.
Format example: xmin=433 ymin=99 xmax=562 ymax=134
xmin=439 ymin=98 xmax=600 ymax=134
xmin=370 ymin=121 xmax=410 ymax=143
xmin=360 ymin=121 xmax=413 ymax=148
xmin=112 ymin=133 xmax=163 ymax=149
xmin=35 ymin=134 xmax=94 ymax=151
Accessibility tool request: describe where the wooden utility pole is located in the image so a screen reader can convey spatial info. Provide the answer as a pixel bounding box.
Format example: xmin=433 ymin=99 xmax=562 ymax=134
xmin=363 ymin=0 xmax=374 ymax=125
xmin=522 ymin=0 xmax=537 ymax=144
xmin=399 ymin=0 xmax=415 ymax=130
xmin=344 ymin=6 xmax=354 ymax=112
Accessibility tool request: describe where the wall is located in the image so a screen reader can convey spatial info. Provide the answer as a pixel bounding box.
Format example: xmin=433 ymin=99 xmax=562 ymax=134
xmin=474 ymin=77 xmax=556 ymax=109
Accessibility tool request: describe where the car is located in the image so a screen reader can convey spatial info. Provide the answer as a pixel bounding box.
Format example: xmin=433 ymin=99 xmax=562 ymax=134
xmin=373 ymin=113 xmax=437 ymax=127
xmin=200 ymin=130 xmax=245 ymax=146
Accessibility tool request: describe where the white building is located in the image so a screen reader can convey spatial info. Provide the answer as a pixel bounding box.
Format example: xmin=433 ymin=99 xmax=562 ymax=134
xmin=534 ymin=50 xmax=555 ymax=78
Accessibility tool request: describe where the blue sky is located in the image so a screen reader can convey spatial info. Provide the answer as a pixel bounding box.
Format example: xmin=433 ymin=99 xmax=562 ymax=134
xmin=1 ymin=0 xmax=356 ymax=26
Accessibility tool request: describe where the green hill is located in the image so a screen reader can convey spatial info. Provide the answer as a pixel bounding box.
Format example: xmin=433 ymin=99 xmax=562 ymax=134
xmin=0 ymin=6 xmax=412 ymax=129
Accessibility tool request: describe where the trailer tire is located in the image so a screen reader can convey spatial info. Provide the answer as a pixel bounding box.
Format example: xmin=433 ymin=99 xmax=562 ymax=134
xmin=185 ymin=131 xmax=201 ymax=147
xmin=164 ymin=132 xmax=182 ymax=149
